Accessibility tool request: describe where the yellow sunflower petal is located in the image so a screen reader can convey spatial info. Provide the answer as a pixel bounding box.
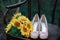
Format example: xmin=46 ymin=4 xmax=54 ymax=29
xmin=5 ymin=24 xmax=12 ymax=33
xmin=25 ymin=32 xmax=30 ymax=38
xmin=12 ymin=12 xmax=21 ymax=19
xmin=18 ymin=16 xmax=29 ymax=22
xmin=9 ymin=19 xmax=22 ymax=29
xmin=26 ymin=22 xmax=33 ymax=32
xmin=21 ymin=26 xmax=30 ymax=37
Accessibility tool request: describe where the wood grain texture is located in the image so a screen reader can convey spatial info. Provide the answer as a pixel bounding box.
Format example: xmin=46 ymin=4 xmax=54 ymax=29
xmin=5 ymin=24 xmax=60 ymax=40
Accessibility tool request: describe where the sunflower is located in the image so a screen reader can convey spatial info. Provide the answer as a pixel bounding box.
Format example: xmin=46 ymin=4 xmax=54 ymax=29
xmin=9 ymin=19 xmax=17 ymax=25
xmin=25 ymin=32 xmax=30 ymax=38
xmin=26 ymin=22 xmax=33 ymax=32
xmin=5 ymin=24 xmax=12 ymax=33
xmin=12 ymin=12 xmax=21 ymax=19
xmin=18 ymin=16 xmax=29 ymax=22
xmin=5 ymin=12 xmax=33 ymax=38
xmin=21 ymin=26 xmax=30 ymax=37
xmin=18 ymin=16 xmax=33 ymax=37
xmin=18 ymin=16 xmax=30 ymax=26
xmin=10 ymin=19 xmax=22 ymax=29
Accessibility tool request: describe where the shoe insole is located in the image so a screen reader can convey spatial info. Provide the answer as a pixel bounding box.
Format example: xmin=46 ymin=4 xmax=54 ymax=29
xmin=33 ymin=22 xmax=38 ymax=31
xmin=41 ymin=22 xmax=47 ymax=32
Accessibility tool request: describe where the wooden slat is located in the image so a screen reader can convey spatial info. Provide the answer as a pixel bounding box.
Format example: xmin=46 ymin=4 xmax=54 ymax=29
xmin=3 ymin=9 xmax=10 ymax=25
xmin=51 ymin=0 xmax=58 ymax=24
xmin=16 ymin=0 xmax=21 ymax=12
xmin=38 ymin=0 xmax=40 ymax=17
xmin=58 ymin=17 xmax=60 ymax=27
xmin=0 ymin=10 xmax=7 ymax=40
xmin=6 ymin=0 xmax=27 ymax=9
xmin=28 ymin=0 xmax=31 ymax=20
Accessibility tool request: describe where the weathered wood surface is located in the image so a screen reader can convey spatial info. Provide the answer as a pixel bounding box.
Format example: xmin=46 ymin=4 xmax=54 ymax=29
xmin=6 ymin=24 xmax=60 ymax=40
xmin=0 ymin=11 xmax=7 ymax=40
xmin=48 ymin=24 xmax=60 ymax=40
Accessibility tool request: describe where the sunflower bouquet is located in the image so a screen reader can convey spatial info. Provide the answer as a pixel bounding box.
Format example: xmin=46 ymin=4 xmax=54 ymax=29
xmin=5 ymin=12 xmax=33 ymax=38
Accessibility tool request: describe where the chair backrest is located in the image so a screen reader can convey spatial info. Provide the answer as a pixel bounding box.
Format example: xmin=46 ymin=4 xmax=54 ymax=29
xmin=0 ymin=10 xmax=7 ymax=40
xmin=4 ymin=0 xmax=27 ymax=25
xmin=3 ymin=0 xmax=59 ymax=27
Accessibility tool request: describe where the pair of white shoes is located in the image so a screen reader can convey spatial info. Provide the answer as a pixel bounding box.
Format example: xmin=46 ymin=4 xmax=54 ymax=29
xmin=31 ymin=14 xmax=48 ymax=39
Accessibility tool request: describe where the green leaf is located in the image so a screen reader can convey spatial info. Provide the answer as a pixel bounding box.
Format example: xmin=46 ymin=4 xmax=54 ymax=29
xmin=8 ymin=26 xmax=21 ymax=37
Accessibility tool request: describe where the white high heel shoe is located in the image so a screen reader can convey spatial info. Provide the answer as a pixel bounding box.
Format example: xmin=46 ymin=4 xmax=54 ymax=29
xmin=39 ymin=14 xmax=48 ymax=39
xmin=31 ymin=14 xmax=39 ymax=39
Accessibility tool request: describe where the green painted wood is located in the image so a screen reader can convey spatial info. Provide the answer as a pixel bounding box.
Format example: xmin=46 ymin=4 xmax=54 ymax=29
xmin=20 ymin=1 xmax=28 ymax=18
xmin=0 ymin=0 xmax=60 ymax=26
xmin=54 ymin=0 xmax=60 ymax=26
